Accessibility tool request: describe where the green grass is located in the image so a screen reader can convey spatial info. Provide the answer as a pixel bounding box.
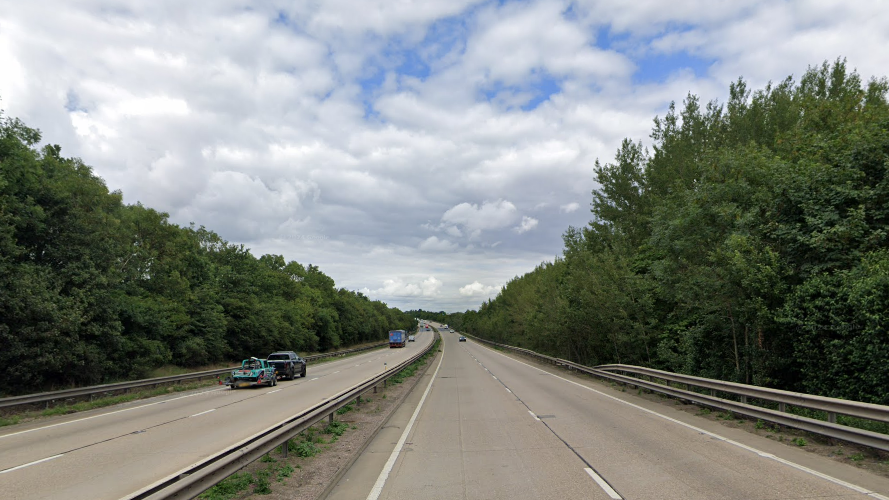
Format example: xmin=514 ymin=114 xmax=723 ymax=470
xmin=324 ymin=420 xmax=349 ymax=437
xmin=850 ymin=453 xmax=865 ymax=461
xmin=388 ymin=337 xmax=440 ymax=385
xmin=277 ymin=464 xmax=294 ymax=479
xmin=15 ymin=380 xmax=217 ymax=421
xmin=792 ymin=437 xmax=807 ymax=447
xmin=198 ymin=472 xmax=254 ymax=500
xmin=0 ymin=415 xmax=21 ymax=427
xmin=294 ymin=440 xmax=320 ymax=458
xmin=336 ymin=404 xmax=354 ymax=415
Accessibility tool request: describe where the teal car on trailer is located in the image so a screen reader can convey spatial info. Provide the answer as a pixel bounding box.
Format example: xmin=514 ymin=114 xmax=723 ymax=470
xmin=226 ymin=357 xmax=277 ymax=389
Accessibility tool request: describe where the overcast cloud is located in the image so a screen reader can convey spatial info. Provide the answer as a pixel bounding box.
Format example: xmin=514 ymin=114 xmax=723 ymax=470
xmin=1 ymin=0 xmax=887 ymax=311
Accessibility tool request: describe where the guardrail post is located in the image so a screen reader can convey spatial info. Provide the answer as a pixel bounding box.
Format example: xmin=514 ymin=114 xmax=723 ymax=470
xmin=779 ymin=402 xmax=787 ymax=413
xmin=282 ymin=440 xmax=289 ymax=458
xmin=828 ymin=412 xmax=836 ymax=423
xmin=740 ymin=395 xmax=747 ymax=404
xmin=356 ymin=395 xmax=361 ymax=406
xmin=710 ymin=389 xmax=716 ymax=397
xmin=373 ymin=385 xmax=377 ymax=394
xmin=329 ymin=413 xmax=334 ymax=424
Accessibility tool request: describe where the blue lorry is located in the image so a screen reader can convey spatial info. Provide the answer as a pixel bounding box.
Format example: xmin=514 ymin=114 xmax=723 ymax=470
xmin=389 ymin=330 xmax=406 ymax=348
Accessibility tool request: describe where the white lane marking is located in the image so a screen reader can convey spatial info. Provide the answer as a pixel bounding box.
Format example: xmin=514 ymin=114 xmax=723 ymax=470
xmin=189 ymin=409 xmax=215 ymax=418
xmin=367 ymin=339 xmax=445 ymax=500
xmin=267 ymin=389 xmax=282 ymax=394
xmin=492 ymin=376 xmax=497 ymax=380
xmin=476 ymin=343 xmax=889 ymax=500
xmin=332 ymin=371 xmax=340 ymax=374
xmin=0 ymin=454 xmax=64 ymax=474
xmin=585 ymin=468 xmax=622 ymax=499
xmin=528 ymin=410 xmax=540 ymax=421
xmin=0 ymin=387 xmax=227 ymax=440
xmin=505 ymin=388 xmax=512 ymax=394
xmin=309 ymin=378 xmax=319 ymax=381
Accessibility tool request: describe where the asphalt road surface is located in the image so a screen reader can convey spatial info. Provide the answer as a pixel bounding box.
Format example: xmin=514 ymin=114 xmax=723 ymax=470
xmin=329 ymin=324 xmax=889 ymax=500
xmin=0 ymin=331 xmax=433 ymax=500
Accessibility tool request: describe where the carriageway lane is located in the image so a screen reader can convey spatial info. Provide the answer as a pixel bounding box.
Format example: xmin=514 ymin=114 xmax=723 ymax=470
xmin=330 ymin=326 xmax=613 ymax=500
xmin=0 ymin=331 xmax=433 ymax=500
xmin=458 ymin=334 xmax=889 ymax=499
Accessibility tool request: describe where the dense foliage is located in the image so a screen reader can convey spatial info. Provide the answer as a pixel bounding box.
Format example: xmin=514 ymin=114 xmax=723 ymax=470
xmin=0 ymin=115 xmax=413 ymax=395
xmin=454 ymin=60 xmax=889 ymax=404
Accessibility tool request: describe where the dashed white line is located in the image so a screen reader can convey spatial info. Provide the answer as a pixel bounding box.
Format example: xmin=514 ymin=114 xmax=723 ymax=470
xmin=478 ymin=343 xmax=889 ymax=500
xmin=332 ymin=371 xmax=340 ymax=374
xmin=0 ymin=455 xmax=64 ymax=474
xmin=528 ymin=410 xmax=540 ymax=421
xmin=585 ymin=468 xmax=622 ymax=499
xmin=0 ymin=387 xmax=226 ymax=440
xmin=189 ymin=409 xmax=215 ymax=418
xmin=505 ymin=388 xmax=512 ymax=394
xmin=267 ymin=389 xmax=281 ymax=394
xmin=309 ymin=377 xmax=319 ymax=381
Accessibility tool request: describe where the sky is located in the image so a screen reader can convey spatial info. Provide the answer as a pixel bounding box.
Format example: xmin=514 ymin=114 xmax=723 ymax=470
xmin=1 ymin=1 xmax=888 ymax=312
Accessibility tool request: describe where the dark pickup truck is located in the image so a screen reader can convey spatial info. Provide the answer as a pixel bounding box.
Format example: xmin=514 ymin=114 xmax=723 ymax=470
xmin=267 ymin=351 xmax=307 ymax=380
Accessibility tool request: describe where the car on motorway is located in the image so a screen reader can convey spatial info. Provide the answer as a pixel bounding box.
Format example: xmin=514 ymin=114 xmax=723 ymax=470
xmin=226 ymin=357 xmax=277 ymax=389
xmin=267 ymin=351 xmax=306 ymax=380
xmin=408 ymin=335 xmax=416 ymax=342
xmin=458 ymin=336 xmax=466 ymax=342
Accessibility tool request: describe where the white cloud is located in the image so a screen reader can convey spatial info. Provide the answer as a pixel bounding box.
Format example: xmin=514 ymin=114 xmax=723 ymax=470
xmin=441 ymin=199 xmax=518 ymax=234
xmin=419 ymin=236 xmax=458 ymax=252
xmin=369 ymin=276 xmax=442 ymax=297
xmin=560 ymin=202 xmax=580 ymax=213
xmin=515 ymin=216 xmax=539 ymax=234
xmin=3 ymin=0 xmax=888 ymax=311
xmin=459 ymin=281 xmax=502 ymax=298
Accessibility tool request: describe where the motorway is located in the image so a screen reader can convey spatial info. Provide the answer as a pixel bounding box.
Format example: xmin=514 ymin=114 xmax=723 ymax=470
xmin=329 ymin=323 xmax=889 ymax=500
xmin=0 ymin=331 xmax=434 ymax=500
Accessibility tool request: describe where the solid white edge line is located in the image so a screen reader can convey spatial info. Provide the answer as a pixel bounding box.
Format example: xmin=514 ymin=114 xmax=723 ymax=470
xmin=506 ymin=388 xmax=512 ymax=393
xmin=125 ymin=335 xmax=439 ymax=500
xmin=0 ymin=387 xmax=227 ymax=440
xmin=474 ymin=342 xmax=889 ymax=500
xmin=528 ymin=410 xmax=540 ymax=421
xmin=189 ymin=409 xmax=216 ymax=418
xmin=366 ymin=339 xmax=445 ymax=500
xmin=0 ymin=454 xmax=64 ymax=474
xmin=585 ymin=468 xmax=622 ymax=499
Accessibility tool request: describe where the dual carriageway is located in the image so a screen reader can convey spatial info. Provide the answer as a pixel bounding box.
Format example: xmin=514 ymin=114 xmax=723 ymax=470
xmin=3 ymin=323 xmax=889 ymax=499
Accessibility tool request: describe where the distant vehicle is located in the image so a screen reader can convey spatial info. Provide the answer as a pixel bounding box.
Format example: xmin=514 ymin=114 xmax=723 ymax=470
xmin=458 ymin=336 xmax=467 ymax=342
xmin=267 ymin=351 xmax=306 ymax=380
xmin=442 ymin=324 xmax=448 ymax=329
xmin=408 ymin=335 xmax=416 ymax=342
xmin=389 ymin=330 xmax=407 ymax=348
xmin=226 ymin=357 xmax=277 ymax=389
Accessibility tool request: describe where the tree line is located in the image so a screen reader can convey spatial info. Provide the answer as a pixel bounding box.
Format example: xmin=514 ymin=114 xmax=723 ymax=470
xmin=0 ymin=113 xmax=413 ymax=396
xmin=448 ymin=59 xmax=889 ymax=404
